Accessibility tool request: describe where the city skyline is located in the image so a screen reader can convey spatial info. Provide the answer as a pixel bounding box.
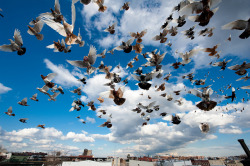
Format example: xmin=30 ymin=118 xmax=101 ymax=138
xmin=0 ymin=0 xmax=250 ymax=158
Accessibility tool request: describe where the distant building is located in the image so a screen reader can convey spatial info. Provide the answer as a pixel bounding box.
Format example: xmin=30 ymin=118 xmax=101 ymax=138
xmin=191 ymin=159 xmax=210 ymax=166
xmin=208 ymin=159 xmax=225 ymax=165
xmin=83 ymin=149 xmax=93 ymax=156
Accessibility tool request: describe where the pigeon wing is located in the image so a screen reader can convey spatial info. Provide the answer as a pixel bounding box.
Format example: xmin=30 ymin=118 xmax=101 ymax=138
xmin=67 ymin=60 xmax=89 ymax=68
xmin=222 ymin=20 xmax=248 ymax=30
xmin=14 ymin=29 xmax=23 ymax=46
xmin=88 ymin=45 xmax=97 ymax=65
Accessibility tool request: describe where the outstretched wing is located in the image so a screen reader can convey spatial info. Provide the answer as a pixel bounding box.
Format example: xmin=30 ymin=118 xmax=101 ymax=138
xmin=14 ymin=29 xmax=23 ymax=46
xmin=67 ymin=60 xmax=89 ymax=68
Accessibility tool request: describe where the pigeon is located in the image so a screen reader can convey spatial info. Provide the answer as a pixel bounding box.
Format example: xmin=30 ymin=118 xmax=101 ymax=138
xmin=99 ymin=110 xmax=106 ymax=115
xmin=126 ymin=61 xmax=135 ymax=69
xmin=192 ymin=79 xmax=206 ymax=86
xmin=18 ymin=98 xmax=29 ymax=106
xmin=165 ymin=41 xmax=172 ymax=47
xmin=143 ymin=50 xmax=166 ymax=67
xmin=0 ymin=29 xmax=26 ymax=55
xmin=168 ymin=26 xmax=178 ymax=36
xmin=42 ymin=0 xmax=78 ymax=45
xmin=175 ymin=98 xmax=184 ymax=106
xmin=198 ymin=27 xmax=215 ymax=37
xmin=46 ymin=39 xmax=71 ymax=53
xmin=71 ymin=87 xmax=82 ymax=95
xmin=80 ymin=0 xmax=91 ymax=5
xmin=237 ymin=74 xmax=250 ymax=82
xmin=129 ymin=29 xmax=147 ymax=43
xmin=19 ymin=118 xmax=28 ymax=123
xmin=98 ymin=97 xmax=104 ymax=103
xmin=93 ymin=0 xmax=107 ymax=12
xmin=172 ymin=62 xmax=182 ymax=69
xmin=212 ymin=59 xmax=232 ymax=70
xmin=100 ymin=86 xmax=126 ymax=105
xmin=27 ymin=19 xmax=44 ymax=40
xmin=132 ymin=107 xmax=142 ymax=113
xmin=87 ymin=101 xmax=96 ymax=111
xmin=182 ymin=25 xmax=195 ymax=39
xmin=99 ymin=119 xmax=112 ymax=128
xmin=225 ymin=87 xmax=236 ymax=102
xmin=161 ymin=14 xmax=173 ymax=29
xmin=179 ymin=0 xmax=221 ymax=15
xmin=51 ymin=85 xmax=64 ymax=94
xmin=152 ymin=28 xmax=168 ymax=43
xmin=133 ymin=55 xmax=139 ymax=61
xmin=188 ymin=7 xmax=219 ymax=26
xmin=160 ymin=112 xmax=167 ymax=117
xmin=134 ymin=67 xmax=143 ymax=75
xmin=203 ymin=44 xmax=220 ymax=56
xmin=74 ymin=28 xmax=85 ymax=47
xmin=166 ymin=94 xmax=173 ymax=101
xmin=164 ymin=73 xmax=172 ymax=81
xmin=48 ymin=92 xmax=60 ymax=101
xmin=120 ymin=2 xmax=130 ymax=11
xmin=182 ymin=72 xmax=194 ymax=81
xmin=67 ymin=45 xmax=97 ymax=74
xmin=172 ymin=114 xmax=181 ymax=124
xmin=137 ymin=101 xmax=157 ymax=113
xmin=228 ymin=61 xmax=250 ymax=76
xmin=179 ymin=48 xmax=201 ymax=65
xmin=37 ymin=124 xmax=45 ymax=129
xmin=5 ymin=107 xmax=15 ymax=116
xmin=173 ymin=15 xmax=187 ymax=27
xmin=132 ymin=43 xmax=144 ymax=54
xmin=156 ymin=83 xmax=165 ymax=91
xmin=189 ymin=87 xmax=217 ymax=111
xmin=0 ymin=8 xmax=4 ymax=17
xmin=69 ymin=100 xmax=81 ymax=112
xmin=114 ymin=38 xmax=135 ymax=53
xmin=199 ymin=123 xmax=210 ymax=133
xmin=79 ymin=119 xmax=86 ymax=124
xmin=104 ymin=23 xmax=116 ymax=34
xmin=172 ymin=0 xmax=192 ymax=12
xmin=222 ymin=18 xmax=250 ymax=39
xmin=37 ymin=85 xmax=50 ymax=96
xmin=30 ymin=93 xmax=39 ymax=101
xmin=79 ymin=77 xmax=87 ymax=84
xmin=132 ymin=71 xmax=160 ymax=90
xmin=40 ymin=0 xmax=63 ymax=23
xmin=41 ymin=73 xmax=57 ymax=88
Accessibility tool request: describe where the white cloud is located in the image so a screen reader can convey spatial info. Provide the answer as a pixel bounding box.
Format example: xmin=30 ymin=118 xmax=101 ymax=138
xmin=86 ymin=117 xmax=96 ymax=124
xmin=44 ymin=59 xmax=82 ymax=88
xmin=63 ymin=132 xmax=95 ymax=143
xmin=219 ymin=126 xmax=243 ymax=134
xmin=0 ymin=83 xmax=12 ymax=94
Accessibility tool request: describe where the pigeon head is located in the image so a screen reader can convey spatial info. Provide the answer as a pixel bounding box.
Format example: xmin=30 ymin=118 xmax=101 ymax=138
xmin=124 ymin=45 xmax=133 ymax=53
xmin=114 ymin=97 xmax=126 ymax=105
xmin=81 ymin=0 xmax=91 ymax=5
xmin=17 ymin=47 xmax=26 ymax=56
xmin=138 ymin=82 xmax=151 ymax=90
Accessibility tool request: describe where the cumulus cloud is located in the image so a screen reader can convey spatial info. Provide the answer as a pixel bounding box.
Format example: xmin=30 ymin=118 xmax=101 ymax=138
xmin=0 ymin=127 xmax=94 ymax=153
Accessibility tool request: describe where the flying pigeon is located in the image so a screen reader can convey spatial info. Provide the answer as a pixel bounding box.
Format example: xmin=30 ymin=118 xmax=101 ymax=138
xmin=222 ymin=18 xmax=250 ymax=39
xmin=0 ymin=29 xmax=26 ymax=55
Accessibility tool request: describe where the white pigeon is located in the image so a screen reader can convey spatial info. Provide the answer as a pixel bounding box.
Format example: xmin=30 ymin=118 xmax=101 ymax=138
xmin=0 ymin=29 xmax=26 ymax=55
xmin=48 ymin=92 xmax=60 ymax=101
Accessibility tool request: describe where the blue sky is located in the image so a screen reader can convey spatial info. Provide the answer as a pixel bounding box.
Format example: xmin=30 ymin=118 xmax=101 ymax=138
xmin=0 ymin=0 xmax=250 ymax=157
